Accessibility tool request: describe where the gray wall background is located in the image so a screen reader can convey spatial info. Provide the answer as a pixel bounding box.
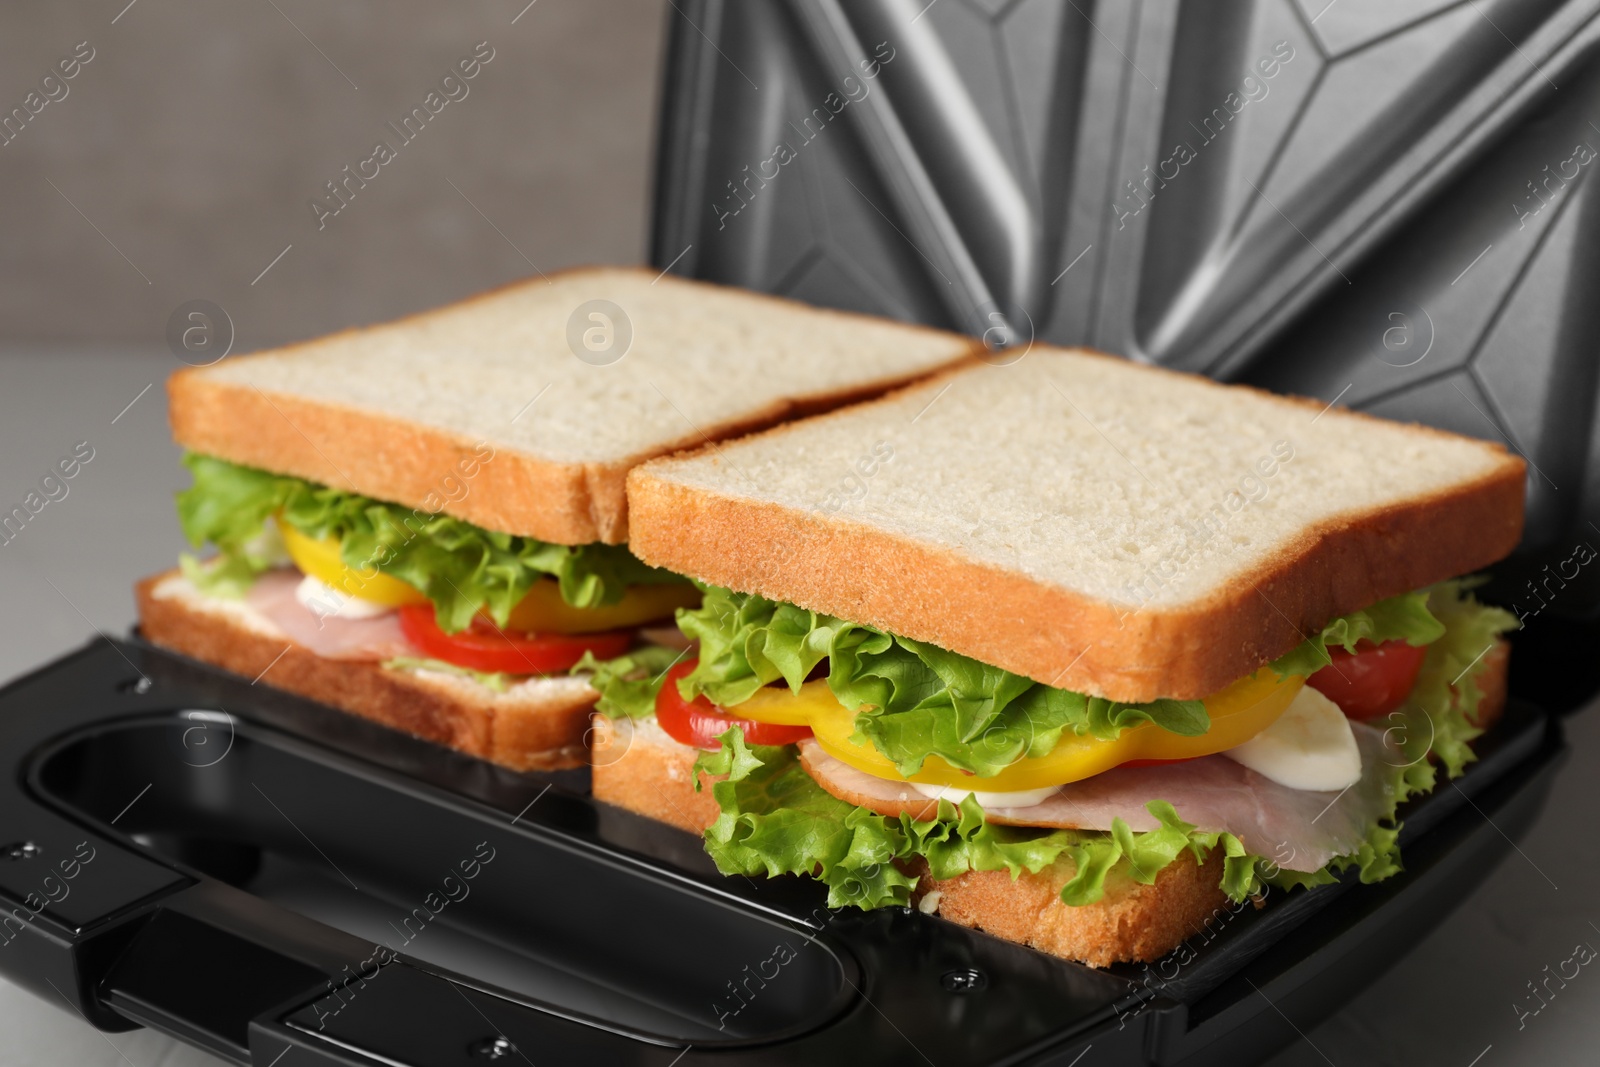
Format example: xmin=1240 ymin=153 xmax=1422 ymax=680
xmin=0 ymin=0 xmax=667 ymax=349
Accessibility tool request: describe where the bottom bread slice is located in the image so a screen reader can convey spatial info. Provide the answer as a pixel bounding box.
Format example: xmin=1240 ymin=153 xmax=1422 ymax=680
xmin=136 ymin=570 xmax=597 ymax=770
xmin=588 ymin=643 xmax=1510 ymax=967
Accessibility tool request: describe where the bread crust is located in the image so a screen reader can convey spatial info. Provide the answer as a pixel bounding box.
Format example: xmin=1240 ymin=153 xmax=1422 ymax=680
xmin=626 ymin=353 xmax=1526 ymax=700
xmin=911 ymin=853 xmax=1231 ymax=968
xmin=590 ymin=714 xmax=724 ymax=832
xmin=169 ymin=266 xmax=982 ymax=545
xmin=136 ymin=571 xmax=593 ymax=770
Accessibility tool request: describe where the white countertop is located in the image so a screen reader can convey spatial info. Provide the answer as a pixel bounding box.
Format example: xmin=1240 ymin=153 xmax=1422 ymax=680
xmin=1 ymin=348 xmax=1595 ymax=1067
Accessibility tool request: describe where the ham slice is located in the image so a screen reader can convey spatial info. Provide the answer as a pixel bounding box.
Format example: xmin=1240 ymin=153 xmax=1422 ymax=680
xmin=245 ymin=568 xmax=414 ymax=661
xmin=797 ymin=723 xmax=1400 ymax=873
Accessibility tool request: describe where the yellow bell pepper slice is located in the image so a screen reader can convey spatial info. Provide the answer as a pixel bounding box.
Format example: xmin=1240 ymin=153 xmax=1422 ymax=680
xmin=733 ymin=681 xmax=836 ymax=726
xmin=281 ymin=523 xmax=428 ymax=608
xmin=728 ymin=669 xmax=1306 ymax=790
xmin=503 ymin=580 xmax=701 ymax=635
xmin=282 ymin=524 xmax=700 ymax=633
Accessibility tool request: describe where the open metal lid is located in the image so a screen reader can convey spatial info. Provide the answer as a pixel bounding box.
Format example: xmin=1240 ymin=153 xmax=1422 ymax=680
xmin=652 ymin=0 xmax=1600 ymax=630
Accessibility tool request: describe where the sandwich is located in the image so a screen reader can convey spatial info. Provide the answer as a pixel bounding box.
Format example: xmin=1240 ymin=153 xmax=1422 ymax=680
xmin=136 ymin=267 xmax=979 ymax=770
xmin=588 ymin=347 xmax=1523 ymax=966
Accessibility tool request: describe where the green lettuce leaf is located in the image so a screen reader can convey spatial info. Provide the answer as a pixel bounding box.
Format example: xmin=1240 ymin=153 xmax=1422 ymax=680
xmin=1267 ymin=589 xmax=1447 ymax=677
xmin=571 ymin=645 xmax=688 ymax=718
xmin=175 ymin=453 xmax=685 ymax=631
xmin=180 ymin=549 xmax=274 ymax=599
xmin=1058 ymin=800 xmax=1261 ymax=906
xmin=676 ymin=585 xmax=1209 ymax=777
xmin=1379 ymin=578 xmax=1519 ymax=788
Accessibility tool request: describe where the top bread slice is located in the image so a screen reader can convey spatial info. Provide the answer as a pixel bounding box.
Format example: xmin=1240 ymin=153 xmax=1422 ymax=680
xmin=169 ymin=267 xmax=980 ymax=545
xmin=626 ymin=347 xmax=1525 ymax=702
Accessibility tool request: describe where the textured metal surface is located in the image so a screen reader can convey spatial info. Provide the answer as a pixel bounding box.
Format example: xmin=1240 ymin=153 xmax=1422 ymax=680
xmin=653 ymin=0 xmax=1600 ymax=615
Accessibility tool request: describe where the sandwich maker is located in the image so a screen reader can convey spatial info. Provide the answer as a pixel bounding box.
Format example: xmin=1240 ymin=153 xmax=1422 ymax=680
xmin=4 ymin=1 xmax=1598 ymax=1063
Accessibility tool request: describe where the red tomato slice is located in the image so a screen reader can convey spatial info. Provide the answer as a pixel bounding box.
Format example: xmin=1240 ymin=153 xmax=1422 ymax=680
xmin=398 ymin=605 xmax=633 ymax=675
xmin=1307 ymin=638 xmax=1429 ymax=720
xmin=655 ymin=661 xmax=814 ymax=750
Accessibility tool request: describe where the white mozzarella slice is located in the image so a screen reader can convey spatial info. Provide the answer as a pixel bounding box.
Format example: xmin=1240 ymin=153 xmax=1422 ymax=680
xmin=294 ymin=573 xmax=395 ymax=620
xmin=1223 ymin=685 xmax=1362 ymax=791
xmin=910 ymin=781 xmax=1062 ymax=809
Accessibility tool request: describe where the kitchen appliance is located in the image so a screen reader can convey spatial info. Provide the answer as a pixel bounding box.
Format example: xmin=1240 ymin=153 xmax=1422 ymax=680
xmin=3 ymin=0 xmax=1595 ymax=1061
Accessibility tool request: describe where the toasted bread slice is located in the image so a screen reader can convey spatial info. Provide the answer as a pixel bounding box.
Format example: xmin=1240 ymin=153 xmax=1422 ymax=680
xmin=137 ymin=570 xmax=596 ymax=770
xmin=170 ymin=267 xmax=980 ymax=545
xmin=627 ymin=349 xmax=1525 ymax=700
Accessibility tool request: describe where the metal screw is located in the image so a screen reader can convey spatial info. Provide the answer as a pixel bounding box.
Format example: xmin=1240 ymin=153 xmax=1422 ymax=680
xmin=2 ymin=842 xmax=41 ymax=861
xmin=470 ymin=1036 xmax=517 ymax=1060
xmin=941 ymin=967 xmax=987 ymax=993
